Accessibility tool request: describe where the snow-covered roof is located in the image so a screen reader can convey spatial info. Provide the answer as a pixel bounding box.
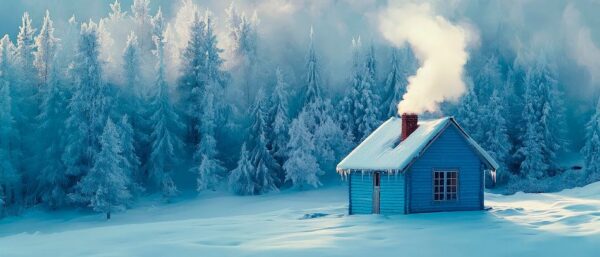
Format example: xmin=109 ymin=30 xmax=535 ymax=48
xmin=336 ymin=116 xmax=499 ymax=173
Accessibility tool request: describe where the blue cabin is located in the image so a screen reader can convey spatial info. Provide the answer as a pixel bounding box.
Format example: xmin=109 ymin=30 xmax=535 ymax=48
xmin=336 ymin=114 xmax=498 ymax=215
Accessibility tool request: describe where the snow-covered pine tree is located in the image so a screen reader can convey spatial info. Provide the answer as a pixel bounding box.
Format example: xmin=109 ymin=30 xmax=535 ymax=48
xmin=177 ymin=11 xmax=206 ymax=146
xmin=130 ymin=0 xmax=152 ymax=51
xmin=14 ymin=12 xmax=38 ymax=201
xmin=516 ymin=57 xmax=567 ymax=181
xmin=193 ymin=12 xmax=228 ymax=192
xmin=457 ymin=80 xmax=482 ymax=142
xmin=383 ymin=47 xmax=415 ymax=118
xmin=252 ymin=132 xmax=280 ymax=194
xmin=355 ymin=43 xmax=381 ymax=141
xmin=193 ymin=81 xmax=226 ymax=192
xmin=109 ymin=0 xmax=126 ymax=21
xmin=123 ymin=32 xmax=141 ymax=98
xmin=0 ymin=53 xmax=21 ymax=214
xmin=147 ymin=30 xmax=183 ymax=199
xmin=545 ymin=70 xmax=569 ymax=166
xmin=339 ymin=37 xmax=362 ymax=140
xmin=480 ymin=89 xmax=511 ymax=184
xmin=284 ymin=110 xmax=322 ymax=189
xmin=313 ymin=101 xmax=353 ymax=172
xmin=63 ymin=21 xmax=110 ymax=183
xmin=118 ymin=115 xmax=143 ymax=196
xmin=270 ymin=68 xmax=290 ymax=169
xmin=151 ymin=7 xmax=165 ymax=43
xmin=247 ymin=89 xmax=280 ymax=192
xmin=304 ymin=27 xmax=322 ymax=107
xmin=34 ymin=11 xmax=59 ymax=87
xmin=516 ymin=64 xmax=549 ymax=182
xmin=225 ymin=2 xmax=259 ymax=107
xmin=473 ymin=55 xmax=502 ymax=101
xmin=121 ymin=32 xmax=149 ymax=178
xmin=228 ymin=144 xmax=255 ymax=195
xmin=33 ymin=11 xmax=70 ymax=208
xmin=15 ymin=13 xmax=37 ymax=91
xmin=581 ymin=96 xmax=600 ymax=184
xmin=201 ymin=11 xmax=227 ymax=120
xmin=73 ymin=118 xmax=131 ymax=220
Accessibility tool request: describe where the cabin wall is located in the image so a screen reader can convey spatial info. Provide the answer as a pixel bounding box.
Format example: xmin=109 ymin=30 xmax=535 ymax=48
xmin=380 ymin=173 xmax=405 ymax=215
xmin=349 ymin=171 xmax=406 ymax=215
xmin=349 ymin=172 xmax=373 ymax=214
xmin=408 ymin=124 xmax=483 ymax=213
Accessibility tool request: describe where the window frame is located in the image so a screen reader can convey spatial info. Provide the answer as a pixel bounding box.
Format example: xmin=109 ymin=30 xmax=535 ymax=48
xmin=432 ymin=170 xmax=459 ymax=202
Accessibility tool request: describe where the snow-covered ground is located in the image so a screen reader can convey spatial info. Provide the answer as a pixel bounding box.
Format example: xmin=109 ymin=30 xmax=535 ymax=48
xmin=2 ymin=183 xmax=600 ymax=257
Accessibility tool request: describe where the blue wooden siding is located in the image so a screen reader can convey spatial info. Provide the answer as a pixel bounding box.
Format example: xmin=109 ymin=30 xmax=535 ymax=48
xmin=380 ymin=174 xmax=405 ymax=215
xmin=408 ymin=124 xmax=483 ymax=213
xmin=350 ymin=172 xmax=373 ymax=214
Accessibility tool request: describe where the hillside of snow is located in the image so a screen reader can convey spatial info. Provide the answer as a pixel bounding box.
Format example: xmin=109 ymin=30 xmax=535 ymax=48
xmin=2 ymin=183 xmax=600 ymax=257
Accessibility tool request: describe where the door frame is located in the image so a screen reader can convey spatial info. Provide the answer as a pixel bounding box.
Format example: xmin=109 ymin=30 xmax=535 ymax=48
xmin=373 ymin=171 xmax=381 ymax=214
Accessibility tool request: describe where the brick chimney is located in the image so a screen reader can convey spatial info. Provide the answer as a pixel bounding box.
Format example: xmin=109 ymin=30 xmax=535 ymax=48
xmin=401 ymin=113 xmax=419 ymax=141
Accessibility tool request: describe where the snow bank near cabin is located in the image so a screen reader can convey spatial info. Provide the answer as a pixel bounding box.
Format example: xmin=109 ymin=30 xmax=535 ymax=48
xmin=3 ymin=184 xmax=600 ymax=257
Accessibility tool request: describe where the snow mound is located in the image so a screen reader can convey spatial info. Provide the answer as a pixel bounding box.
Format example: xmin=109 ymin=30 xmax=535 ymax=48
xmin=488 ymin=181 xmax=600 ymax=235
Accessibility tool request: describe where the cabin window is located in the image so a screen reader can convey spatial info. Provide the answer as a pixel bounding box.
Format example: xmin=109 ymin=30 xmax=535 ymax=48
xmin=433 ymin=170 xmax=458 ymax=201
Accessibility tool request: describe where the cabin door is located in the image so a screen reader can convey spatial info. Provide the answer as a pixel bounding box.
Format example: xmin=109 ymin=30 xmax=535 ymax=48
xmin=373 ymin=172 xmax=381 ymax=214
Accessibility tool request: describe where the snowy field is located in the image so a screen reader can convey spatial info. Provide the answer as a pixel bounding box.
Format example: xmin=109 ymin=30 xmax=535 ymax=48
xmin=2 ymin=184 xmax=600 ymax=257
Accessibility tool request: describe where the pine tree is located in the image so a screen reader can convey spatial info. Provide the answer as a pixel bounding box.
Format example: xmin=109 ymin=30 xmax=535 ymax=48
xmin=63 ymin=21 xmax=110 ymax=182
xmin=118 ymin=115 xmax=143 ymax=195
xmin=72 ymin=119 xmax=131 ymax=220
xmin=130 ymin=0 xmax=152 ymax=51
xmin=226 ymin=2 xmax=258 ymax=107
xmin=193 ymin=81 xmax=225 ymax=192
xmin=14 ymin=12 xmax=38 ymax=201
xmin=248 ymin=90 xmax=280 ymax=192
xmin=284 ymin=111 xmax=322 ymax=189
xmin=313 ymin=101 xmax=353 ymax=172
xmin=517 ymin=64 xmax=549 ymax=181
xmin=228 ymin=144 xmax=255 ymax=195
xmin=151 ymin=8 xmax=165 ymax=43
xmin=270 ymin=68 xmax=290 ymax=165
xmin=355 ymin=43 xmax=381 ymax=141
xmin=121 ymin=32 xmax=149 ymax=178
xmin=123 ymin=33 xmax=141 ymax=98
xmin=473 ymin=55 xmax=502 ymax=101
xmin=304 ymin=27 xmax=322 ymax=106
xmin=0 ymin=54 xmax=20 ymax=213
xmin=515 ymin=58 xmax=567 ymax=180
xmin=383 ymin=47 xmax=415 ymax=118
xmin=147 ymin=30 xmax=183 ymax=199
xmin=177 ymin=11 xmax=206 ymax=145
xmin=480 ymin=89 xmax=511 ymax=184
xmin=457 ymin=80 xmax=482 ymax=141
xmin=339 ymin=37 xmax=362 ymax=140
xmin=109 ymin=0 xmax=126 ymax=21
xmin=581 ymin=97 xmax=600 ymax=184
xmin=193 ymin=12 xmax=227 ymax=192
xmin=34 ymin=11 xmax=59 ymax=87
xmin=201 ymin=12 xmax=227 ymax=107
xmin=15 ymin=13 xmax=37 ymax=89
xmin=33 ymin=12 xmax=69 ymax=208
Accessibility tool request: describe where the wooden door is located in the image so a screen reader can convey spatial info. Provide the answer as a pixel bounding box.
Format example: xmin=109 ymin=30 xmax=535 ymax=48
xmin=373 ymin=172 xmax=381 ymax=214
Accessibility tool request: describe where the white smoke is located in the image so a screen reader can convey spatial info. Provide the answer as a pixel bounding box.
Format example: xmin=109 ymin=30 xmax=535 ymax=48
xmin=379 ymin=3 xmax=474 ymax=115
